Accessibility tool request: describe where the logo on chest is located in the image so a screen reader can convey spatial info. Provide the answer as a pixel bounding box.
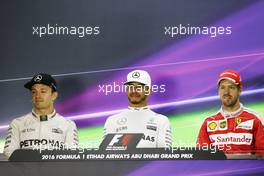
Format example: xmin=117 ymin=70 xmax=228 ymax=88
xmin=236 ymin=119 xmax=254 ymax=130
xmin=52 ymin=128 xmax=63 ymax=134
xmin=21 ymin=128 xmax=36 ymax=133
xmin=146 ymin=125 xmax=157 ymax=131
xmin=146 ymin=117 xmax=157 ymax=131
xmin=115 ymin=126 xmax=128 ymax=132
xmin=117 ymin=117 xmax=127 ymax=125
xmin=207 ymin=119 xmax=227 ymax=132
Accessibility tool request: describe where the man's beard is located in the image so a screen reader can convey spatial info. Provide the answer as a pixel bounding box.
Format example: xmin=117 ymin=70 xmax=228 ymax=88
xmin=221 ymin=94 xmax=239 ymax=107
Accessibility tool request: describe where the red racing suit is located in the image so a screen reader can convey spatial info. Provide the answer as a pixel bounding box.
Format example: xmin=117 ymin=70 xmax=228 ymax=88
xmin=197 ymin=104 xmax=264 ymax=154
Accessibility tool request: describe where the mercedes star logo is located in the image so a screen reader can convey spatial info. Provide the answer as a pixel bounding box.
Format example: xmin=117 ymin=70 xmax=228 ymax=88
xmin=132 ymin=72 xmax=140 ymax=78
xmin=117 ymin=117 xmax=127 ymax=125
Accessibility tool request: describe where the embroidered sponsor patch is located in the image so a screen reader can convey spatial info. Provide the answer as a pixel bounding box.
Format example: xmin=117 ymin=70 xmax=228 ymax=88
xmin=117 ymin=117 xmax=127 ymax=125
xmin=207 ymin=121 xmax=218 ymax=131
xmin=235 ymin=117 xmax=242 ymax=125
xmin=115 ymin=126 xmax=127 ymax=132
xmin=209 ymin=133 xmax=253 ymax=145
xmin=219 ymin=119 xmax=227 ymax=130
xmin=21 ymin=128 xmax=36 ymax=133
xmin=146 ymin=125 xmax=157 ymax=131
xmin=236 ymin=119 xmax=254 ymax=130
xmin=207 ymin=119 xmax=228 ymax=131
xmin=52 ymin=128 xmax=63 ymax=134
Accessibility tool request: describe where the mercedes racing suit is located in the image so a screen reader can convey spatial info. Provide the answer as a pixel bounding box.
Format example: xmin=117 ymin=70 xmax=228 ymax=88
xmin=197 ymin=104 xmax=264 ymax=154
xmin=4 ymin=110 xmax=79 ymax=158
xmin=104 ymin=106 xmax=172 ymax=148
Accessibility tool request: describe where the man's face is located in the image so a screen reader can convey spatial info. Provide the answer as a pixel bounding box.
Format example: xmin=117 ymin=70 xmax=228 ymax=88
xmin=31 ymin=84 xmax=57 ymax=110
xmin=218 ymin=79 xmax=241 ymax=108
xmin=126 ymin=82 xmax=150 ymax=105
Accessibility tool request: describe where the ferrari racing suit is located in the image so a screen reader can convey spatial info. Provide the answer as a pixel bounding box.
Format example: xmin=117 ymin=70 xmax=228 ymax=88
xmin=197 ymin=104 xmax=264 ymax=154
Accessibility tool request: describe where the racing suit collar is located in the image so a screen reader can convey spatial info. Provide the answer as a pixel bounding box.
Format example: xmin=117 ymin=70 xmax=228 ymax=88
xmin=220 ymin=103 xmax=244 ymax=118
xmin=32 ymin=110 xmax=57 ymax=121
xmin=128 ymin=106 xmax=149 ymax=111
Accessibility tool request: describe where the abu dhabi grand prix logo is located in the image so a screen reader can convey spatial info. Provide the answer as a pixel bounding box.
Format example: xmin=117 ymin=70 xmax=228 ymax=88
xmin=34 ymin=75 xmax=42 ymax=82
xmin=132 ymin=72 xmax=140 ymax=78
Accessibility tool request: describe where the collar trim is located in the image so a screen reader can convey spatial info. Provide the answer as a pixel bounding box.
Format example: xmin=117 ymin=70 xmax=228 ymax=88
xmin=32 ymin=110 xmax=56 ymax=120
xmin=128 ymin=106 xmax=149 ymax=111
xmin=220 ymin=103 xmax=243 ymax=118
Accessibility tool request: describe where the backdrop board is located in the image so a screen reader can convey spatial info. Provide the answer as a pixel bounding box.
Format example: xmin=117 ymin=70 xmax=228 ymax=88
xmin=1 ymin=0 xmax=264 ymax=175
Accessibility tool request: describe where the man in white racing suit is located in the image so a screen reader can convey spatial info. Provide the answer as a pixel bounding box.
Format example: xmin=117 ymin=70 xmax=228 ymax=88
xmin=4 ymin=73 xmax=78 ymax=158
xmin=104 ymin=70 xmax=172 ymax=148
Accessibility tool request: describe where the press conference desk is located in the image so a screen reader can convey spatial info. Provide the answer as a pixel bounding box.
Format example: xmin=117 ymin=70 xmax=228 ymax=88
xmin=0 ymin=149 xmax=263 ymax=176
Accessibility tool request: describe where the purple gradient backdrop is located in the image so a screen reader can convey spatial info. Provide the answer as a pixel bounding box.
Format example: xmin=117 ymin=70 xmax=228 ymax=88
xmin=56 ymin=1 xmax=264 ymax=123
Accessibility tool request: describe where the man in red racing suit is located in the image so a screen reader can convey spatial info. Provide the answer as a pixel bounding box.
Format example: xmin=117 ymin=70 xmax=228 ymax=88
xmin=197 ymin=70 xmax=264 ymax=155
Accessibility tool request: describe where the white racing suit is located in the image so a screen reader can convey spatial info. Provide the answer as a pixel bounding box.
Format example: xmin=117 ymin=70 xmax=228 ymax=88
xmin=104 ymin=106 xmax=172 ymax=148
xmin=4 ymin=110 xmax=79 ymax=158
